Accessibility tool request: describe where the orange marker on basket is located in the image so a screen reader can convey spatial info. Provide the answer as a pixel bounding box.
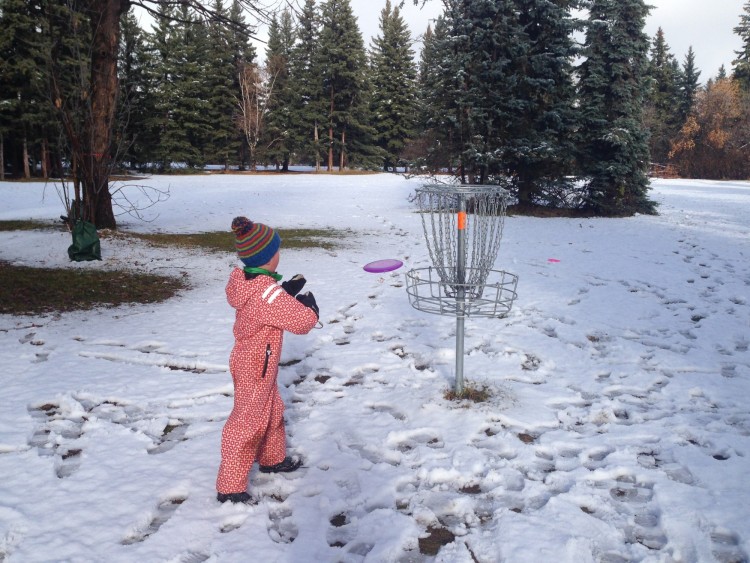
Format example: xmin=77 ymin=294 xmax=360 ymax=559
xmin=457 ymin=211 xmax=467 ymax=230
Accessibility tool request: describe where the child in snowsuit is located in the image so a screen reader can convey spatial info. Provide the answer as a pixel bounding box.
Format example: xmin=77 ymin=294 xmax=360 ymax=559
xmin=216 ymin=216 xmax=319 ymax=504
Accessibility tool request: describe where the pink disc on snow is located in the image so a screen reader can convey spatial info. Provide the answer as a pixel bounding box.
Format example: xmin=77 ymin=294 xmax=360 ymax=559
xmin=363 ymin=259 xmax=403 ymax=273
xmin=548 ymin=258 xmax=561 ymax=263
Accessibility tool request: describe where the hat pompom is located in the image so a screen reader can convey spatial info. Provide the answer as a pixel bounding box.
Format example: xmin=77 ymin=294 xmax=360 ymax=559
xmin=231 ymin=216 xmax=253 ymax=236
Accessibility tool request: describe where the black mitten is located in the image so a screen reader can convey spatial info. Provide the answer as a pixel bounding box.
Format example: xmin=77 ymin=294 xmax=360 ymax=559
xmin=296 ymin=291 xmax=319 ymax=319
xmin=281 ymin=274 xmax=306 ymax=297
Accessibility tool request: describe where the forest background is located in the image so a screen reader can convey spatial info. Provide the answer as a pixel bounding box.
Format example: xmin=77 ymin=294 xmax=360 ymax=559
xmin=1 ymin=0 xmax=750 ymax=228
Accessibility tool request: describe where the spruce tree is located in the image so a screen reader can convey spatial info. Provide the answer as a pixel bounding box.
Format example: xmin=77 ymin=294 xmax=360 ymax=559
xmin=228 ymin=0 xmax=256 ymax=169
xmin=415 ymin=17 xmax=459 ymax=172
xmin=287 ymin=0 xmax=324 ymax=169
xmin=644 ymin=28 xmax=682 ymax=165
xmin=369 ymin=0 xmax=418 ymax=171
xmin=440 ymin=0 xmax=526 ymax=184
xmin=149 ymin=5 xmax=207 ymax=170
xmin=0 ymin=0 xmax=56 ymax=178
xmin=203 ymin=0 xmax=243 ymax=168
xmin=677 ymin=46 xmax=701 ymax=124
xmin=508 ymin=0 xmax=579 ymax=207
xmin=733 ymin=1 xmax=750 ymax=91
xmin=317 ymin=0 xmax=375 ymax=170
xmin=577 ymin=0 xmax=656 ymax=216
xmin=118 ymin=10 xmax=157 ymax=170
xmin=264 ymin=9 xmax=297 ymax=170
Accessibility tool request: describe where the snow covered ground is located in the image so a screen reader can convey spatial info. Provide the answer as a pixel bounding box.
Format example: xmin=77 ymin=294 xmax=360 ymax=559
xmin=0 ymin=174 xmax=749 ymax=562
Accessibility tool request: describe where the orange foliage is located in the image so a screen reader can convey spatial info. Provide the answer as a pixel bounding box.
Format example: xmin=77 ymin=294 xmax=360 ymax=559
xmin=669 ymin=79 xmax=750 ymax=179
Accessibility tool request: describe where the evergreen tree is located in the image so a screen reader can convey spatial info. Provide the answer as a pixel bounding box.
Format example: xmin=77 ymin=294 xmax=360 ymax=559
xmin=440 ymin=0 xmax=526 ymax=184
xmin=287 ymin=0 xmax=324 ymax=169
xmin=317 ymin=0 xmax=376 ymax=169
xmin=204 ymin=0 xmax=242 ymax=168
xmin=0 ymin=0 xmax=56 ymax=178
xmin=369 ymin=0 xmax=418 ymax=171
xmin=149 ymin=5 xmax=207 ymax=170
xmin=228 ymin=0 xmax=256 ymax=169
xmin=264 ymin=9 xmax=297 ymax=170
xmin=118 ymin=9 xmax=157 ymax=170
xmin=677 ymin=46 xmax=701 ymax=124
xmin=577 ymin=0 xmax=656 ymax=216
xmin=644 ymin=27 xmax=682 ymax=165
xmin=414 ymin=18 xmax=459 ymax=171
xmin=508 ymin=0 xmax=579 ymax=207
xmin=733 ymin=1 xmax=750 ymax=91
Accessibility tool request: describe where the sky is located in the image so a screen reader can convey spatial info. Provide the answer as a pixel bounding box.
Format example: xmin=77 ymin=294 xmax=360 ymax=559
xmin=1 ymin=174 xmax=749 ymax=561
xmin=348 ymin=0 xmax=746 ymax=83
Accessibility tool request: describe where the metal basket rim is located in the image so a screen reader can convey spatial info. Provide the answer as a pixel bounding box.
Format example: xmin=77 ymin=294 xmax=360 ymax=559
xmin=416 ymin=183 xmax=510 ymax=197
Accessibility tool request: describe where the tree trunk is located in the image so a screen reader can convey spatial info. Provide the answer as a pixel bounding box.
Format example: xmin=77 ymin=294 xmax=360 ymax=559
xmin=328 ymin=89 xmax=334 ymax=171
xmin=41 ymin=138 xmax=49 ymax=179
xmin=517 ymin=174 xmax=533 ymax=209
xmin=81 ymin=0 xmax=127 ymax=229
xmin=0 ymin=134 xmax=4 ymax=181
xmin=314 ymin=123 xmax=320 ymax=172
xmin=339 ymin=130 xmax=345 ymax=170
xmin=22 ymin=137 xmax=31 ymax=179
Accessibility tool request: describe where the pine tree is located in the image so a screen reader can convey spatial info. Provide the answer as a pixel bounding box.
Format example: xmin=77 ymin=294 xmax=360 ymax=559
xmin=508 ymin=0 xmax=579 ymax=207
xmin=369 ymin=0 xmax=418 ymax=171
xmin=733 ymin=1 xmax=750 ymax=91
xmin=577 ymin=0 xmax=656 ymax=216
xmin=438 ymin=0 xmax=526 ymax=184
xmin=287 ymin=0 xmax=323 ymax=169
xmin=0 ymin=0 xmax=57 ymax=178
xmin=677 ymin=46 xmax=701 ymax=124
xmin=317 ymin=0 xmax=375 ymax=170
xmin=228 ymin=0 xmax=256 ymax=169
xmin=644 ymin=27 xmax=682 ymax=165
xmin=149 ymin=5 xmax=207 ymax=170
xmin=204 ymin=0 xmax=242 ymax=168
xmin=414 ymin=17 xmax=458 ymax=172
xmin=264 ymin=9 xmax=297 ymax=170
xmin=118 ymin=9 xmax=157 ymax=170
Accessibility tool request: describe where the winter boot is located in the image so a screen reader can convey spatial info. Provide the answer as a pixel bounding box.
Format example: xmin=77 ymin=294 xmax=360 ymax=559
xmin=217 ymin=491 xmax=255 ymax=504
xmin=259 ymin=456 xmax=303 ymax=473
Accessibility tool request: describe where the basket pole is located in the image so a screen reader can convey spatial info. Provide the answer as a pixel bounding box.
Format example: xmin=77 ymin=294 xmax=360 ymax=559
xmin=455 ymin=193 xmax=467 ymax=395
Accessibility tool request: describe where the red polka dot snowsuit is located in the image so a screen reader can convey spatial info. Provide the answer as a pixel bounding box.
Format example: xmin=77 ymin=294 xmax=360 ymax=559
xmin=216 ymin=268 xmax=318 ymax=494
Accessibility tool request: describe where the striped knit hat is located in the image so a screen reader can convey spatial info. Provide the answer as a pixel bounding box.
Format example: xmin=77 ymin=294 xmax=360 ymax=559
xmin=231 ymin=216 xmax=281 ymax=267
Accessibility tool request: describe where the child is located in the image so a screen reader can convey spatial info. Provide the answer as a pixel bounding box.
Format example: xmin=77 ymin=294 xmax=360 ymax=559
xmin=216 ymin=216 xmax=319 ymax=504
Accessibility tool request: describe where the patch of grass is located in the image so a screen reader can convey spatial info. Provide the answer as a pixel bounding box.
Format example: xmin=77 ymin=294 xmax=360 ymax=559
xmin=128 ymin=228 xmax=348 ymax=252
xmin=0 ymin=219 xmax=59 ymax=232
xmin=0 ymin=226 xmax=348 ymax=316
xmin=0 ymin=260 xmax=187 ymax=316
xmin=444 ymin=382 xmax=492 ymax=403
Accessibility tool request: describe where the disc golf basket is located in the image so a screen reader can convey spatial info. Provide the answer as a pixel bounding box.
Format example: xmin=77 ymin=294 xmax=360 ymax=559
xmin=405 ymin=183 xmax=518 ymax=395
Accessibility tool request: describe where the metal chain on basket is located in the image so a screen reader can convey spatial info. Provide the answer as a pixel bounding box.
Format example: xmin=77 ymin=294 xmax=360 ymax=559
xmin=416 ymin=184 xmax=508 ymax=296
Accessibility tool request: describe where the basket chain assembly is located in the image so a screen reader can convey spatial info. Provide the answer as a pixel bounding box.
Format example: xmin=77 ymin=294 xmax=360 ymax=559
xmin=405 ymin=183 xmax=519 ymax=394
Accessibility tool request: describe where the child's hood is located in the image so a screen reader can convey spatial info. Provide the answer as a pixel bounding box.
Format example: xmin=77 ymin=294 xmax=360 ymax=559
xmin=226 ymin=267 xmax=256 ymax=310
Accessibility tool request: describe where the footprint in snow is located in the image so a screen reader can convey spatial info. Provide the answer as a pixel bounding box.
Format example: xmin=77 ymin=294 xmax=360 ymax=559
xmin=121 ymin=496 xmax=186 ymax=545
xmin=147 ymin=421 xmax=190 ymax=455
xmin=587 ymin=474 xmax=671 ymax=555
xmin=27 ymin=402 xmax=85 ymax=478
xmin=267 ymin=503 xmax=298 ymax=544
xmin=710 ymin=528 xmax=749 ymax=563
xmin=368 ymin=403 xmax=407 ymax=421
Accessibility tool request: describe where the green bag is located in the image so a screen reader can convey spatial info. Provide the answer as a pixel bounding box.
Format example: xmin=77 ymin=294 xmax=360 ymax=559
xmin=68 ymin=220 xmax=102 ymax=261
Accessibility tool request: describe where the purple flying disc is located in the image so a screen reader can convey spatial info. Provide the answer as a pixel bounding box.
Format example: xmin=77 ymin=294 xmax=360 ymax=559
xmin=363 ymin=259 xmax=403 ymax=273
